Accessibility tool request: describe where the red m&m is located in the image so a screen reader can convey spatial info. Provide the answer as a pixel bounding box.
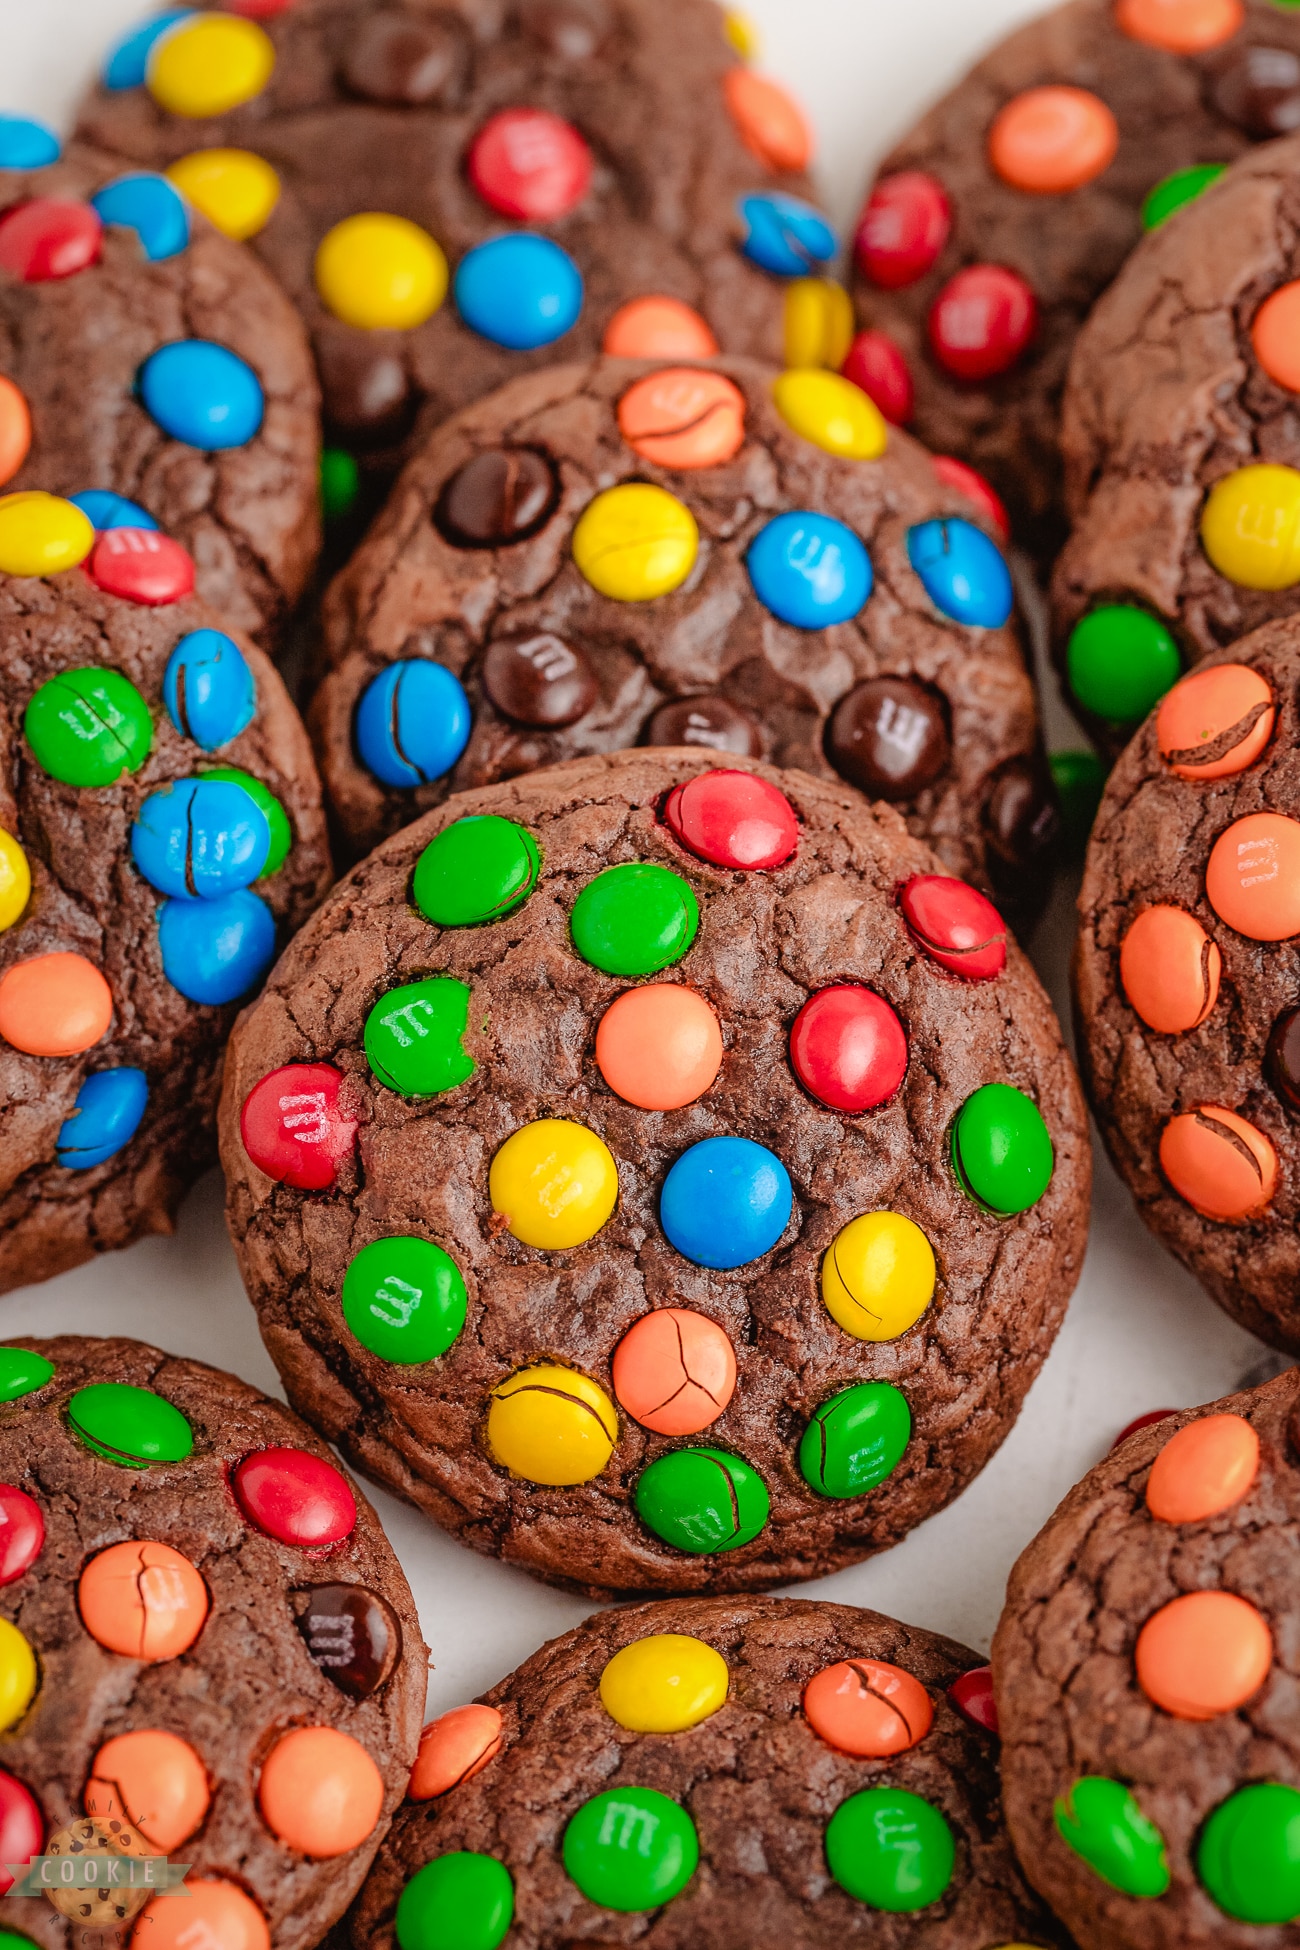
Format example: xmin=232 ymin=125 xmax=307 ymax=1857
xmin=0 ymin=199 xmax=102 ymax=282
xmin=854 ymin=172 xmax=950 ymax=289
xmin=947 ymin=1664 xmax=997 ymax=1734
xmin=239 ymin=1064 xmax=358 ymax=1190
xmin=789 ymin=986 xmax=908 ymax=1113
xmin=467 ymin=109 xmax=593 ymax=221
xmin=0 ymin=1768 xmax=43 ymax=1896
xmin=841 ymin=330 xmax=914 ymax=425
xmin=931 ymin=456 xmax=1011 ymax=543
xmin=928 ymin=265 xmax=1038 ymax=381
xmin=662 ymin=769 xmax=798 ymax=870
xmin=89 ymin=529 xmax=196 ymax=607
xmin=1112 ymin=1408 xmax=1178 ymax=1451
xmin=899 ymin=876 xmax=1006 ymax=980
xmin=234 ymin=1446 xmax=357 ymax=1548
xmin=0 ymin=1485 xmax=42 ymax=1586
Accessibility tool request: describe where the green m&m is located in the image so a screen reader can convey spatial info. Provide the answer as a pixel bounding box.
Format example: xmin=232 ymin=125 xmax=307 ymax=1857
xmin=799 ymin=1382 xmax=911 ymax=1499
xmin=413 ymin=816 xmax=540 ymax=927
xmin=951 ymin=1083 xmax=1053 ymax=1215
xmin=342 ymin=1237 xmax=467 ymax=1365
xmin=68 ymin=1382 xmax=193 ymax=1467
xmin=825 ymin=1788 xmax=955 ymax=1910
xmin=320 ymin=447 xmax=360 ymax=522
xmin=570 ymin=863 xmax=698 ymax=976
xmin=0 ymin=1348 xmax=53 ymax=1403
xmin=25 ymin=667 xmax=153 ymax=787
xmin=201 ymin=767 xmax=292 ymax=875
xmin=1198 ymin=1782 xmax=1300 ymax=1924
xmin=395 ymin=1851 xmax=514 ymax=1950
xmin=1054 ymin=1777 xmax=1170 ymax=1898
xmin=1140 ymin=163 xmax=1226 ymax=231
xmin=1049 ymin=748 xmax=1106 ymax=860
xmin=562 ymin=1787 xmax=699 ymax=1911
xmin=1066 ymin=606 xmax=1181 ymax=724
xmin=364 ymin=976 xmax=473 ymax=1096
xmin=634 ymin=1447 xmax=768 ymax=1554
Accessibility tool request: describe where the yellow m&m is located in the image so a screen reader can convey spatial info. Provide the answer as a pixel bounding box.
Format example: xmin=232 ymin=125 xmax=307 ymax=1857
xmin=489 ymin=1118 xmax=618 ymax=1250
xmin=0 ymin=831 xmax=30 ymax=933
xmin=315 ymin=214 xmax=448 ymax=331
xmin=487 ymin=1364 xmax=617 ymax=1485
xmin=821 ymin=1211 xmax=936 ymax=1342
xmin=572 ymin=484 xmax=699 ymax=601
xmin=0 ymin=1617 xmax=37 ymax=1731
xmin=167 ymin=149 xmax=281 ymax=241
xmin=599 ymin=1634 xmax=729 ymax=1732
xmin=1201 ymin=464 xmax=1300 ymax=590
xmin=783 ymin=279 xmax=854 ymax=371
xmin=0 ymin=492 xmax=94 ymax=578
xmin=148 ymin=15 xmax=275 ymax=119
xmin=723 ymin=8 xmax=760 ymax=58
xmin=772 ymin=369 xmax=888 ymax=461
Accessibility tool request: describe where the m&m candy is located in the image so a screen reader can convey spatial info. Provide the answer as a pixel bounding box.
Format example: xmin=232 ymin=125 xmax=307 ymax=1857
xmin=78 ymin=1540 xmax=209 ymax=1659
xmin=603 ymin=295 xmax=718 ymax=358
xmin=660 ymin=1135 xmax=792 ymax=1269
xmin=365 ymin=978 xmax=473 ymax=1097
xmin=772 ymin=368 xmax=888 ymax=460
xmin=487 ymin=1364 xmax=618 ymax=1485
xmin=1198 ymin=1783 xmax=1300 ymax=1924
xmin=1119 ymin=906 xmax=1220 ymax=1034
xmin=595 ymin=986 xmax=722 ymax=1110
xmin=0 ymin=491 xmax=95 ymax=577
xmin=136 ymin=1880 xmax=271 ymax=1950
xmin=724 ymin=68 xmax=812 ymax=172
xmin=239 ymin=1063 xmax=358 ymax=1189
xmin=413 ymin=816 xmax=540 ymax=927
xmin=133 ymin=777 xmax=270 ymax=898
xmin=1054 ymin=1777 xmax=1171 ymax=1897
xmin=0 ymin=831 xmax=30 ymax=933
xmin=25 ymin=664 xmax=152 ymax=786
xmin=899 ymin=875 xmax=1006 ymax=980
xmin=1206 ymin=812 xmax=1300 ymax=939
xmin=1141 ymin=161 xmax=1226 ymax=229
xmin=0 ymin=114 xmax=60 ymax=171
xmin=563 ymin=1787 xmax=698 ymax=1910
xmin=932 ymin=455 xmax=1011 ymax=540
xmin=1146 ymin=1413 xmax=1259 ymax=1522
xmin=634 ymin=1447 xmax=768 ymax=1552
xmin=0 ymin=1768 xmax=43 ymax=1894
xmin=737 ymin=192 xmax=836 ymax=278
xmin=157 ymin=886 xmax=276 ymax=1004
xmin=355 ymin=660 xmax=471 ymax=788
xmin=163 ymin=628 xmax=256 ymax=749
xmin=1067 ymin=604 xmax=1181 ymax=722
xmin=987 ymin=87 xmax=1118 ymax=194
xmin=258 ymin=1726 xmax=384 ymax=1857
xmin=598 ymin=1634 xmax=730 ymax=1733
xmin=147 ymin=13 xmax=275 ymax=118
xmin=790 ymin=986 xmax=908 ymax=1113
xmin=907 ymin=518 xmax=1013 ymax=628
xmin=166 ymin=148 xmax=281 ymax=241
xmin=617 ymin=369 xmax=746 ymax=469
xmin=1135 ymin=1588 xmax=1271 ymax=1719
xmin=612 ymin=1308 xmax=736 ymax=1434
xmin=661 ymin=768 xmax=798 ymax=870
xmin=103 ymin=11 xmax=194 ymax=89
xmin=0 ymin=1485 xmax=42 ymax=1586
xmin=826 ymin=1788 xmax=954 ymax=1909
xmin=1159 ymin=1105 xmax=1278 ymax=1220
xmin=489 ymin=1120 xmax=618 ymax=1250
xmin=87 ymin=1730 xmax=209 ymax=1851
xmin=482 ymin=629 xmax=595 ymax=725
xmin=799 ymin=1381 xmax=912 ymax=1497
xmin=803 ymin=1658 xmax=932 ymax=1757
xmin=928 ymin=265 xmax=1037 ymax=381
xmin=948 ymin=1664 xmax=998 ymax=1734
xmin=570 ymin=862 xmax=699 ymax=976
xmin=1253 ymin=279 xmax=1300 ymax=393
xmin=408 ymin=1705 xmax=504 ymax=1799
xmin=1115 ymin=0 xmax=1243 ymax=50
xmin=69 ymin=1381 xmax=193 ymax=1466
xmin=70 ymin=491 xmax=158 ymax=533
xmin=951 ymin=1083 xmax=1053 ymax=1215
xmin=454 ymin=233 xmax=583 ymax=350
xmin=0 ymin=378 xmax=31 ymax=489
xmin=0 ymin=1349 xmax=53 ymax=1402
xmin=343 ymin=1237 xmax=468 ymax=1365
xmin=0 ymin=1621 xmax=37 ymax=1731
xmin=467 ymin=108 xmax=593 ymax=221
xmin=825 ymin=675 xmax=950 ymax=800
xmin=854 ymin=172 xmax=951 ymax=289
xmin=56 ymin=1068 xmax=149 ymax=1169
xmin=0 ymin=953 xmax=112 ymax=1058
xmin=233 ymin=1446 xmax=357 ymax=1547
xmin=572 ymin=483 xmax=699 ymax=600
xmin=91 ymin=173 xmax=189 ymax=262
xmin=0 ymin=200 xmax=102 ymax=283
xmin=1156 ymin=662 xmax=1274 ymax=779
xmin=139 ymin=341 xmax=264 ymax=452
xmin=1201 ymin=464 xmax=1300 ymax=589
xmin=89 ymin=527 xmax=195 ymax=606
xmin=783 ymin=276 xmax=854 ymax=370
xmin=820 ymin=1212 xmax=935 ymax=1340
xmin=840 ymin=328 xmax=914 ymax=425
xmin=316 ymin=214 xmax=448 ymax=331
xmin=436 ymin=449 xmax=559 ymax=548
xmin=295 ymin=1583 xmax=403 ymax=1700
xmin=396 ymin=1854 xmax=514 ymax=1950
xmin=746 ymin=510 xmax=872 ymax=627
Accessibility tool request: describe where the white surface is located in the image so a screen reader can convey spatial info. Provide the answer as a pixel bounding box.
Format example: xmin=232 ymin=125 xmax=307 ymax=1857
xmin=0 ymin=0 xmax=1280 ymax=1715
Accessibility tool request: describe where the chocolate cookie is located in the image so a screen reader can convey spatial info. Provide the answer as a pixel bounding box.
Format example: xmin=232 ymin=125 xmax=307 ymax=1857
xmin=1074 ymin=620 xmax=1300 ymax=1350
xmin=0 ymin=1333 xmax=426 ymax=1950
xmin=851 ymin=0 xmax=1300 ymax=565
xmin=310 ymin=355 xmax=1054 ymax=908
xmin=0 ymin=139 xmax=319 ymax=649
xmin=76 ymin=0 xmax=829 ymax=488
xmin=995 ymin=1367 xmax=1300 ymax=1950
xmin=0 ymin=509 xmax=330 ymax=1296
xmin=347 ymin=1595 xmax=1065 ymax=1950
xmin=217 ymin=749 xmax=1090 ymax=1598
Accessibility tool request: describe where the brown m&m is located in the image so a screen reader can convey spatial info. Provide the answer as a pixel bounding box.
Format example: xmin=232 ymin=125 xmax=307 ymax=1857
xmin=1267 ymin=1006 xmax=1300 ymax=1111
xmin=294 ymin=1583 xmax=403 ymax=1698
xmin=481 ymin=633 xmax=598 ymax=727
xmin=1211 ymin=42 xmax=1300 ymax=139
xmin=435 ymin=450 xmax=559 ymax=548
xmin=642 ymin=696 xmax=763 ymax=755
xmin=825 ymin=675 xmax=950 ymax=800
xmin=340 ymin=12 xmax=465 ymax=104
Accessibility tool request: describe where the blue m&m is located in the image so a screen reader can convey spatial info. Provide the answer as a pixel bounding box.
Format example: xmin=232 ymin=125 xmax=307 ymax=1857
xmin=103 ymin=11 xmax=194 ymax=89
xmin=56 ymin=1068 xmax=149 ymax=1169
xmin=907 ymin=518 xmax=1013 ymax=629
xmin=92 ymin=173 xmax=189 ymax=263
xmin=454 ymin=234 xmax=583 ymax=351
xmin=157 ymin=886 xmax=275 ymax=1005
xmin=70 ymin=491 xmax=159 ymax=533
xmin=164 ymin=629 xmax=255 ymax=750
xmin=737 ymin=193 xmax=836 ymax=278
xmin=0 ymin=116 xmax=60 ymax=171
xmin=356 ymin=661 xmax=472 ymax=789
xmin=139 ymin=341 xmax=264 ymax=451
xmin=132 ymin=777 xmax=271 ymax=899
xmin=660 ymin=1136 xmax=793 ymax=1270
xmin=747 ymin=511 xmax=871 ymax=628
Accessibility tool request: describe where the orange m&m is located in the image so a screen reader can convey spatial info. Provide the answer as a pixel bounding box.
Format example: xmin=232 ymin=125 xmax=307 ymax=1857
xmin=0 ymin=952 xmax=112 ymax=1057
xmin=258 ymin=1725 xmax=384 ymax=1856
xmin=1147 ymin=1413 xmax=1260 ymax=1524
xmin=1115 ymin=0 xmax=1244 ymax=52
xmin=1254 ymin=281 xmax=1300 ymax=393
xmin=1119 ymin=906 xmax=1220 ymax=1034
xmin=595 ymin=984 xmax=723 ymax=1109
xmin=78 ymin=1541 xmax=209 ymax=1661
xmin=988 ymin=87 xmax=1118 ymax=195
xmin=1136 ymin=1589 xmax=1271 ymax=1720
xmin=132 ymin=1880 xmax=269 ymax=1950
xmin=803 ymin=1658 xmax=933 ymax=1757
xmin=612 ymin=1307 xmax=737 ymax=1436
xmin=408 ymin=1704 xmax=504 ymax=1800
xmin=87 ymin=1729 xmax=210 ymax=1850
xmin=1206 ymin=812 xmax=1300 ymax=939
xmin=723 ymin=69 xmax=812 ymax=173
xmin=617 ymin=369 xmax=746 ymax=469
xmin=1159 ymin=1106 xmax=1278 ymax=1222
xmin=1156 ymin=663 xmax=1275 ymax=780
xmin=0 ymin=377 xmax=31 ymax=489
xmin=602 ymin=297 xmax=719 ymax=360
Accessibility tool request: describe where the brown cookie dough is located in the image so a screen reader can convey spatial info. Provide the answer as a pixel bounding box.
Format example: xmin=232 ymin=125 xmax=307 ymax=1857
xmin=1074 ymin=620 xmax=1300 ymax=1350
xmin=0 ymin=547 xmax=331 ymax=1297
xmin=852 ymin=0 xmax=1300 ymax=565
xmin=995 ymin=1368 xmax=1300 ymax=1950
xmin=217 ymin=749 xmax=1090 ymax=1599
xmin=0 ymin=1333 xmax=426 ymax=1950
xmin=310 ymin=355 xmax=1054 ymax=910
xmin=348 ymin=1595 xmax=1067 ymax=1950
xmin=76 ymin=0 xmax=827 ymax=480
xmin=0 ymin=145 xmax=321 ymax=650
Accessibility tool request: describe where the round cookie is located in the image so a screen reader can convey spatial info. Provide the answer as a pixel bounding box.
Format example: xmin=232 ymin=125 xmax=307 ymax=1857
xmin=218 ymin=749 xmax=1090 ymax=1598
xmin=994 ymin=1368 xmax=1300 ymax=1950
xmin=310 ymin=354 xmax=1054 ymax=909
xmin=1055 ymin=129 xmax=1300 ymax=750
xmin=347 ymin=1595 xmax=1067 ymax=1950
xmin=0 ymin=141 xmax=320 ymax=649
xmin=0 ymin=1333 xmax=426 ymax=1950
xmin=1075 ymin=619 xmax=1300 ymax=1350
xmin=0 ymin=507 xmax=330 ymax=1296
xmin=76 ymin=0 xmax=829 ymax=488
xmin=851 ymin=0 xmax=1300 ymax=565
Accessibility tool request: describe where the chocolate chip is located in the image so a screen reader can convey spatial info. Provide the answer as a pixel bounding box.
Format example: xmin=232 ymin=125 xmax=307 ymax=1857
xmin=643 ymin=695 xmax=764 ymax=756
xmin=481 ymin=632 xmax=598 ymax=726
xmin=435 ymin=450 xmax=560 ymax=547
xmin=517 ymin=0 xmax=608 ymax=58
xmin=1267 ymin=1007 xmax=1300 ymax=1113
xmin=315 ymin=331 xmax=414 ymax=444
xmin=341 ymin=12 xmax=466 ymax=105
xmin=1210 ymin=43 xmax=1300 ymax=138
xmin=293 ymin=1583 xmax=402 ymax=1698
xmin=982 ymin=761 xmax=1060 ymax=901
xmin=824 ymin=676 xmax=950 ymax=800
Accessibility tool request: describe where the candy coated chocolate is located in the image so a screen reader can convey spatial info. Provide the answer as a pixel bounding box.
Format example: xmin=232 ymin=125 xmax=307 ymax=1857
xmin=789 ymin=985 xmax=908 ymax=1113
xmin=1119 ymin=905 xmax=1221 ymax=1035
xmin=487 ymin=1363 xmax=618 ymax=1485
xmin=803 ymin=1658 xmax=934 ymax=1757
xmin=1267 ymin=1003 xmax=1300 ymax=1110
xmin=595 ymin=985 xmax=722 ymax=1111
xmin=947 ymin=1664 xmax=998 ymax=1735
xmin=899 ymin=876 xmax=1006 ymax=980
xmin=611 ymin=1307 xmax=737 ymax=1435
xmin=157 ymin=886 xmax=276 ymax=1005
xmin=69 ymin=1380 xmax=193 ymax=1465
xmin=660 ymin=1135 xmax=792 ymax=1269
xmin=0 ymin=1484 xmax=43 ymax=1585
xmin=355 ymin=660 xmax=472 ymax=789
xmin=824 ymin=675 xmax=950 ymax=800
xmin=0 ymin=1768 xmax=43 ymax=1896
xmin=340 ymin=12 xmax=464 ymax=105
xmin=88 ymin=1728 xmax=210 ymax=1850
xmin=634 ymin=1448 xmax=769 ymax=1554
xmin=234 ymin=1446 xmax=357 ymax=1547
xmin=563 ymin=1785 xmax=699 ymax=1910
xmin=257 ymin=1724 xmax=385 ymax=1857
xmin=928 ymin=265 xmax=1037 ymax=382
xmin=617 ymin=368 xmax=746 ymax=469
xmin=239 ymin=1063 xmax=358 ymax=1189
xmin=1199 ymin=1782 xmax=1300 ymax=1923
xmin=1146 ymin=1412 xmax=1259 ymax=1523
xmin=571 ymin=861 xmax=698 ymax=976
xmin=854 ymin=171 xmax=951 ymax=288
xmin=408 ymin=1704 xmax=504 ymax=1799
xmin=799 ymin=1381 xmax=912 ymax=1497
xmin=0 ymin=199 xmax=102 ymax=282
xmin=77 ymin=1538 xmax=209 ymax=1659
xmin=435 ymin=450 xmax=559 ymax=549
xmin=294 ymin=1583 xmax=403 ymax=1698
xmin=661 ymin=769 xmax=798 ymax=870
xmin=412 ymin=816 xmax=540 ymax=928
xmin=1160 ymin=1105 xmax=1278 ymax=1220
xmin=453 ymin=233 xmax=583 ymax=351
xmin=481 ymin=632 xmax=597 ymax=727
xmin=1156 ymin=663 xmax=1275 ymax=780
xmin=89 ymin=527 xmax=195 ymax=606
xmin=826 ymin=1787 xmax=954 ymax=1908
xmin=1135 ymin=1589 xmax=1272 ymax=1720
xmin=643 ymin=695 xmax=763 ymax=755
xmin=1211 ymin=41 xmax=1300 ymax=136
